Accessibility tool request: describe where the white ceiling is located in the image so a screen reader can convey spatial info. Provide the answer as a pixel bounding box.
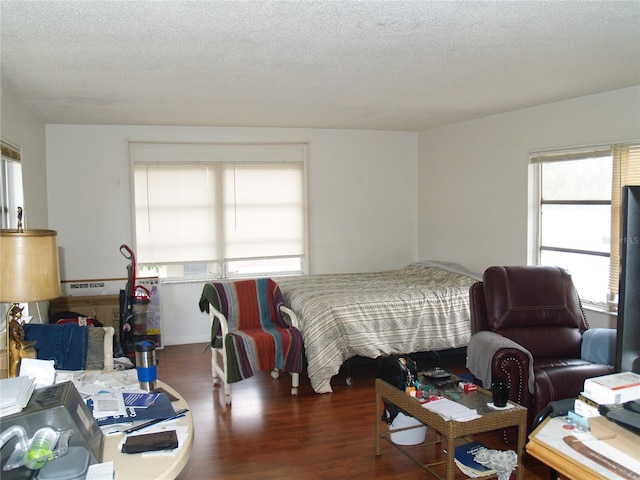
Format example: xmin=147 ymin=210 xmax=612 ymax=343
xmin=1 ymin=0 xmax=639 ymax=131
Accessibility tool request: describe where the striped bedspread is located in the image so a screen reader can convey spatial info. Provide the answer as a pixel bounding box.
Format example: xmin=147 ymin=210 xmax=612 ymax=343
xmin=276 ymin=263 xmax=479 ymax=393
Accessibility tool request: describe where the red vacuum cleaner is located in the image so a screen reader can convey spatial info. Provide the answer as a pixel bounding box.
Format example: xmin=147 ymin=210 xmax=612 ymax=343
xmin=119 ymin=244 xmax=151 ymax=361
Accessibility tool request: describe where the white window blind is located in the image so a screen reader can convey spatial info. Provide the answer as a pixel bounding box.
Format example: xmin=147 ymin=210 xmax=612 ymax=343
xmin=609 ymin=144 xmax=640 ymax=297
xmin=131 ymin=143 xmax=307 ymax=276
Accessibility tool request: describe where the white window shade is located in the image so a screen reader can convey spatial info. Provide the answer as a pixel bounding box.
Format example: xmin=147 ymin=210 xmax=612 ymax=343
xmin=135 ymin=164 xmax=217 ymax=264
xmin=131 ymin=143 xmax=307 ymax=273
xmin=224 ymin=165 xmax=304 ymax=259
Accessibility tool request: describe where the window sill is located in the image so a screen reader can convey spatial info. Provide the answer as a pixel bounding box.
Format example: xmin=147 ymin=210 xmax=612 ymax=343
xmin=582 ymin=302 xmax=617 ymax=317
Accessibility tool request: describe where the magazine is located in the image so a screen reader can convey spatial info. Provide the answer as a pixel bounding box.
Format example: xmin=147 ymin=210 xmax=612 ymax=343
xmin=454 ymin=441 xmax=496 ymax=477
xmin=87 ymin=392 xmax=175 ymax=426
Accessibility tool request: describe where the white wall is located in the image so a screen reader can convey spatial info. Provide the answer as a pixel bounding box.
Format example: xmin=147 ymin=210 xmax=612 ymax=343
xmin=0 ymin=79 xmax=48 ymax=227
xmin=45 ymin=125 xmax=418 ymax=344
xmin=417 ymin=85 xmax=640 ymax=328
xmin=0 ymin=80 xmax=51 ymax=325
xmin=6 ymin=81 xmax=636 ymax=341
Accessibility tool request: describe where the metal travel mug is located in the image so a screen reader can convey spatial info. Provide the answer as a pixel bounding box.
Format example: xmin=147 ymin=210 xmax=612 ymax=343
xmin=135 ymin=340 xmax=157 ymax=391
xmin=492 ymin=380 xmax=509 ymax=407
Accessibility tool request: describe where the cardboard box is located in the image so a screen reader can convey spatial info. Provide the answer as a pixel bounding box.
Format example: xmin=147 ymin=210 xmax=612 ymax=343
xmin=50 ymin=294 xmax=121 ymax=340
xmin=589 ymin=414 xmax=640 ymax=461
xmin=583 ymin=372 xmax=640 ymax=405
xmin=573 ymin=398 xmax=600 ymax=418
xmin=50 ymin=277 xmax=162 ymax=347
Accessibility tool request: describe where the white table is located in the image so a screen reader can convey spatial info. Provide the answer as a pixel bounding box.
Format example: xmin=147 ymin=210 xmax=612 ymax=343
xmin=527 ymin=416 xmax=640 ymax=480
xmin=55 ymin=370 xmax=194 ymax=480
xmin=100 ymin=380 xmax=194 ymax=479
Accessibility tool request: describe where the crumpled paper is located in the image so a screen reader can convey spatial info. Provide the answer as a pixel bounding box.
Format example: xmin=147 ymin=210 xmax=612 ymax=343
xmin=474 ymin=447 xmax=517 ymax=480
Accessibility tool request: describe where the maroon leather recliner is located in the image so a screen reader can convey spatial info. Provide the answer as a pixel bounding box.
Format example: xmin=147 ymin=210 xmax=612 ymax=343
xmin=467 ymin=266 xmax=614 ymax=442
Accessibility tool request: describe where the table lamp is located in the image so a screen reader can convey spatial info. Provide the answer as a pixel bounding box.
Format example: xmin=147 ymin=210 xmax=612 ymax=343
xmin=0 ymin=219 xmax=61 ymax=377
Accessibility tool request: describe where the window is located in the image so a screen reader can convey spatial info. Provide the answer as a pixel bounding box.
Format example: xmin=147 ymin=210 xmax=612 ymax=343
xmin=530 ymin=143 xmax=640 ymax=308
xmin=130 ymin=143 xmax=308 ymax=279
xmin=1 ymin=140 xmax=24 ymax=229
xmin=1 ymin=140 xmax=25 ymax=331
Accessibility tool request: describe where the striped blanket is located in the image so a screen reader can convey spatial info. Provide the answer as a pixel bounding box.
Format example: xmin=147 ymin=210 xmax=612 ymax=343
xmin=199 ymin=278 xmax=304 ymax=383
xmin=276 ymin=263 xmax=479 ymax=393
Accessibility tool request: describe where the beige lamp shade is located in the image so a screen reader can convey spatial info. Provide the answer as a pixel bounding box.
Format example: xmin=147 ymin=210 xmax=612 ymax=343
xmin=0 ymin=229 xmax=61 ymax=303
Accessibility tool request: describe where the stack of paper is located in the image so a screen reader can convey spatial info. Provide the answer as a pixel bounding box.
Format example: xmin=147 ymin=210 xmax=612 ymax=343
xmin=0 ymin=376 xmax=36 ymax=417
xmin=422 ymin=398 xmax=480 ymax=421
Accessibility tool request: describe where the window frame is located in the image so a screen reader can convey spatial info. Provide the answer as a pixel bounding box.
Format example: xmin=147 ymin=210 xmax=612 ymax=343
xmin=1 ymin=139 xmax=25 ymax=333
xmin=129 ymin=142 xmax=309 ymax=280
xmin=529 ymin=142 xmax=640 ymax=311
xmin=1 ymin=140 xmax=24 ymax=229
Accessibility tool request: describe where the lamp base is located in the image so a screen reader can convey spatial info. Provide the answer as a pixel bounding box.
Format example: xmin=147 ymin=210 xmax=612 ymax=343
xmin=6 ymin=304 xmax=37 ymax=378
xmin=0 ymin=347 xmax=7 ymax=379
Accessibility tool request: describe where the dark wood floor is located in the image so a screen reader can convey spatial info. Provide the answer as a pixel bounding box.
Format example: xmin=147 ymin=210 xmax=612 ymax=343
xmin=156 ymin=344 xmax=551 ymax=479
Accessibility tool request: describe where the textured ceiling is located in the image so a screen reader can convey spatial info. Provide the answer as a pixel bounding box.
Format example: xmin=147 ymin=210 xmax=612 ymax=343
xmin=1 ymin=0 xmax=639 ymax=131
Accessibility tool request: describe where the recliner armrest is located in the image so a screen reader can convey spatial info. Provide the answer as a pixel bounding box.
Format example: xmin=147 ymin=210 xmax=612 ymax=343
xmin=469 ymin=282 xmax=489 ymax=333
xmin=466 ymin=331 xmax=535 ymax=392
xmin=581 ymin=328 xmax=616 ymax=366
xmin=492 ymin=348 xmax=534 ymax=410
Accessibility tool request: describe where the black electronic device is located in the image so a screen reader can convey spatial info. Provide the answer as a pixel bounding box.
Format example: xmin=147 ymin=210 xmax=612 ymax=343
xmin=121 ymin=430 xmax=178 ymax=454
xmin=616 ymin=185 xmax=640 ymax=374
xmin=422 ymin=367 xmax=452 ymax=380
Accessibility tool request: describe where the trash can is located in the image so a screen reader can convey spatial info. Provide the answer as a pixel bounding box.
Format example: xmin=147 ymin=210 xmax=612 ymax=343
xmin=389 ymin=411 xmax=427 ymax=445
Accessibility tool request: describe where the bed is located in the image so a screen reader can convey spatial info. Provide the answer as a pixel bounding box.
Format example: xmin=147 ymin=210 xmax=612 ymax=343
xmin=275 ymin=261 xmax=481 ymax=393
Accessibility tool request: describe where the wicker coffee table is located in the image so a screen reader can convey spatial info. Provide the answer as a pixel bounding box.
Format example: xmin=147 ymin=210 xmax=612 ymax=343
xmin=375 ymin=378 xmax=527 ymax=480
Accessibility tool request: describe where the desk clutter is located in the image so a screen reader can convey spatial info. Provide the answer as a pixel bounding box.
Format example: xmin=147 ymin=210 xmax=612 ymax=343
xmin=375 ymin=355 xmax=523 ymax=478
xmin=529 ymin=416 xmax=640 ymax=480
xmin=57 ymin=370 xmax=189 ymax=440
xmin=376 ymin=356 xmax=505 ymax=423
xmin=528 ymin=371 xmax=640 ymax=480
xmin=0 ymin=369 xmax=190 ymax=480
xmin=571 ymin=371 xmax=640 ymax=436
